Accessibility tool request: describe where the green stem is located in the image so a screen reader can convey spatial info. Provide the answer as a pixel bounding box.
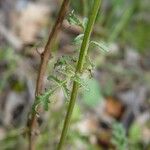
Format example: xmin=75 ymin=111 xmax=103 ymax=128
xmin=57 ymin=0 xmax=101 ymax=149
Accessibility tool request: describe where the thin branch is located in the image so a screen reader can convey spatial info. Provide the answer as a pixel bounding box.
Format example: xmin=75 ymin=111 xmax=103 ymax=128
xmin=27 ymin=0 xmax=70 ymax=150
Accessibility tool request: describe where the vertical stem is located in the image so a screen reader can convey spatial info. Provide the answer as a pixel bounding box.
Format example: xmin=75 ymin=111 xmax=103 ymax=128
xmin=57 ymin=0 xmax=101 ymax=150
xmin=81 ymin=0 xmax=87 ymax=16
xmin=28 ymin=0 xmax=70 ymax=150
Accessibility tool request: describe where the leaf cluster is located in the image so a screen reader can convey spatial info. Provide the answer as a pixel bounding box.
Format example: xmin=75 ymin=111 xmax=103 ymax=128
xmin=67 ymin=10 xmax=110 ymax=53
xmin=33 ymin=55 xmax=90 ymax=112
xmin=111 ymin=122 xmax=128 ymax=150
xmin=33 ymin=10 xmax=110 ymax=113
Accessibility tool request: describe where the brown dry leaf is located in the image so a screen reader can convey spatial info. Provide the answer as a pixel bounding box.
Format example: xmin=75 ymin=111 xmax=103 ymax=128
xmin=105 ymin=97 xmax=124 ymax=119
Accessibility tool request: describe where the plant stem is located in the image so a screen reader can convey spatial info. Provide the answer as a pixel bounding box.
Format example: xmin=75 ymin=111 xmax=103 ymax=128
xmin=27 ymin=0 xmax=70 ymax=150
xmin=57 ymin=0 xmax=101 ymax=149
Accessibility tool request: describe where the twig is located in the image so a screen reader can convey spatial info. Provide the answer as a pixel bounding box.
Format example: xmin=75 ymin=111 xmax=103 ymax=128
xmin=57 ymin=0 xmax=101 ymax=149
xmin=27 ymin=0 xmax=70 ymax=150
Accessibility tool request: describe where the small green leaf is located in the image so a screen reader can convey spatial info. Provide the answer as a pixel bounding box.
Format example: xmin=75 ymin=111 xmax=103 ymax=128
xmin=48 ymin=75 xmax=70 ymax=100
xmin=82 ymin=17 xmax=88 ymax=31
xmin=62 ymin=83 xmax=70 ymax=100
xmin=74 ymin=34 xmax=84 ymax=44
xmin=85 ymin=56 xmax=95 ymax=70
xmin=129 ymin=123 xmax=141 ymax=143
xmin=48 ymin=75 xmax=61 ymax=85
xmin=67 ymin=10 xmax=88 ymax=31
xmin=54 ymin=56 xmax=76 ymax=73
xmin=83 ymin=78 xmax=103 ymax=107
xmin=91 ymin=41 xmax=110 ymax=53
xmin=72 ymin=74 xmax=88 ymax=90
xmin=33 ymin=89 xmax=55 ymax=112
xmin=32 ymin=98 xmax=41 ymax=114
xmin=67 ymin=10 xmax=83 ymax=28
xmin=111 ymin=122 xmax=128 ymax=150
xmin=54 ymin=56 xmax=67 ymax=68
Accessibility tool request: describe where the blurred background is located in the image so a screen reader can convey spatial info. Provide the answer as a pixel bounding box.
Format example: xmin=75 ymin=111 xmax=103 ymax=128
xmin=0 ymin=0 xmax=150 ymax=149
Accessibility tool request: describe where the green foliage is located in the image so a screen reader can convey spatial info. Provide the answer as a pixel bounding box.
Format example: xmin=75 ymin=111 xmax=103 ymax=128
xmin=72 ymin=0 xmax=149 ymax=53
xmin=74 ymin=33 xmax=84 ymax=44
xmin=48 ymin=75 xmax=70 ymax=100
xmin=128 ymin=123 xmax=143 ymax=150
xmin=33 ymin=9 xmax=110 ymax=114
xmin=67 ymin=10 xmax=88 ymax=46
xmin=0 ymin=48 xmax=19 ymax=91
xmin=0 ymin=128 xmax=25 ymax=150
xmin=33 ymin=74 xmax=69 ymax=112
xmin=71 ymin=73 xmax=88 ymax=89
xmin=111 ymin=122 xmax=128 ymax=150
xmin=84 ymin=56 xmax=95 ymax=71
xmin=0 ymin=48 xmax=18 ymax=62
xmin=67 ymin=10 xmax=84 ymax=29
xmin=90 ymin=40 xmax=110 ymax=53
xmin=82 ymin=17 xmax=88 ymax=31
xmin=109 ymin=5 xmax=135 ymax=42
xmin=123 ymin=22 xmax=150 ymax=52
xmin=34 ymin=89 xmax=55 ymax=112
xmin=101 ymin=77 xmax=114 ymax=97
xmin=33 ymin=55 xmax=92 ymax=112
xmin=129 ymin=123 xmax=142 ymax=143
xmin=68 ymin=10 xmax=110 ymax=54
xmin=83 ymin=78 xmax=103 ymax=107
